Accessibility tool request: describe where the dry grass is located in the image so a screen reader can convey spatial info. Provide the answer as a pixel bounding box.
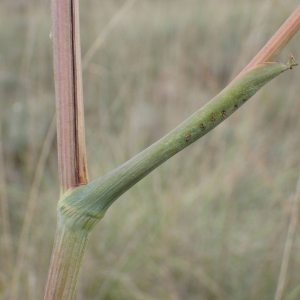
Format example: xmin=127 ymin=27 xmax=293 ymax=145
xmin=0 ymin=0 xmax=300 ymax=299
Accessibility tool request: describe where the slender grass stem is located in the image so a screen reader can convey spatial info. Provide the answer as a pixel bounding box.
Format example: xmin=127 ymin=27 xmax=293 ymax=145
xmin=274 ymin=171 xmax=300 ymax=300
xmin=82 ymin=0 xmax=138 ymax=70
xmin=0 ymin=121 xmax=13 ymax=277
xmin=10 ymin=115 xmax=56 ymax=300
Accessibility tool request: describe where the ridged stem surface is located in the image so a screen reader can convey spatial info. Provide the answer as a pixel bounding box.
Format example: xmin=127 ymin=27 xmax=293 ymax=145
xmin=51 ymin=0 xmax=88 ymax=195
xmin=43 ymin=216 xmax=90 ymax=300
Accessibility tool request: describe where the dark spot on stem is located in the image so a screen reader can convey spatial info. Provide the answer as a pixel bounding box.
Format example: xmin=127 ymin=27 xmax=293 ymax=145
xmin=211 ymin=113 xmax=216 ymax=124
xmin=234 ymin=104 xmax=238 ymax=109
xmin=185 ymin=133 xmax=191 ymax=142
xmin=243 ymin=98 xmax=248 ymax=102
xmin=200 ymin=124 xmax=205 ymax=131
xmin=221 ymin=110 xmax=227 ymax=119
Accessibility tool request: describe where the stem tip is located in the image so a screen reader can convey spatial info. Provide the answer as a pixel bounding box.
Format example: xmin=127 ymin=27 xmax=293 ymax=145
xmin=288 ymin=53 xmax=298 ymax=69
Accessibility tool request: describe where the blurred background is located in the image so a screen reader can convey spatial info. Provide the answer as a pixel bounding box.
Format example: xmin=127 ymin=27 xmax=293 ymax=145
xmin=1 ymin=0 xmax=300 ymax=299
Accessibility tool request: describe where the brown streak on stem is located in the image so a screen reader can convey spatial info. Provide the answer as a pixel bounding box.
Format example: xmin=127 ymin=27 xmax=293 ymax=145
xmin=51 ymin=0 xmax=88 ymax=195
xmin=72 ymin=0 xmax=89 ymax=186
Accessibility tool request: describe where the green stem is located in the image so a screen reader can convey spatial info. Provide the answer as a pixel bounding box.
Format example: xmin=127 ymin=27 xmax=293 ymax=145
xmin=58 ymin=61 xmax=293 ymax=232
xmin=43 ymin=216 xmax=90 ymax=300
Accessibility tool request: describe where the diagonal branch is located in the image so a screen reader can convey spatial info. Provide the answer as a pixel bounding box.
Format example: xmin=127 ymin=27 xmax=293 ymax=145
xmin=234 ymin=5 xmax=300 ymax=81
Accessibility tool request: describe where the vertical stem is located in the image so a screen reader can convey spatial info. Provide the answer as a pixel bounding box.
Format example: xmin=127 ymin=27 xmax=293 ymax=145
xmin=0 ymin=121 xmax=13 ymax=275
xmin=274 ymin=173 xmax=300 ymax=300
xmin=44 ymin=1 xmax=89 ymax=298
xmin=51 ymin=0 xmax=88 ymax=195
xmin=43 ymin=217 xmax=90 ymax=300
xmin=72 ymin=0 xmax=89 ymax=186
xmin=10 ymin=116 xmax=57 ymax=300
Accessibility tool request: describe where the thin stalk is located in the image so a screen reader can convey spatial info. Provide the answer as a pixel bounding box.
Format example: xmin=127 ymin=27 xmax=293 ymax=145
xmin=0 ymin=121 xmax=13 ymax=277
xmin=10 ymin=115 xmax=56 ymax=300
xmin=274 ymin=172 xmax=300 ymax=300
xmin=51 ymin=0 xmax=88 ymax=196
xmin=82 ymin=0 xmax=138 ymax=70
xmin=72 ymin=0 xmax=89 ymax=187
xmin=234 ymin=5 xmax=300 ymax=81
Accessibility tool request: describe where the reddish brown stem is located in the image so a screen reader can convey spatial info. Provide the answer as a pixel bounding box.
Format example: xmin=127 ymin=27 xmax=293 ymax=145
xmin=51 ymin=0 xmax=88 ymax=195
xmin=234 ymin=5 xmax=300 ymax=81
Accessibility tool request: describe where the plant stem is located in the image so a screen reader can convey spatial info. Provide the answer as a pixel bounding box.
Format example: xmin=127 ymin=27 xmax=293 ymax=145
xmin=44 ymin=1 xmax=89 ymax=298
xmin=43 ymin=216 xmax=90 ymax=300
xmin=0 ymin=121 xmax=13 ymax=276
xmin=58 ymin=62 xmax=292 ymax=231
xmin=274 ymin=172 xmax=300 ymax=300
xmin=82 ymin=0 xmax=138 ymax=70
xmin=234 ymin=5 xmax=300 ymax=81
xmin=10 ymin=116 xmax=56 ymax=300
xmin=51 ymin=0 xmax=88 ymax=196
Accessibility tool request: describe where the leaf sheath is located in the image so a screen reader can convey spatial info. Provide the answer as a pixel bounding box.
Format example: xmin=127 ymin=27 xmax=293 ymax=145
xmin=58 ymin=61 xmax=291 ymax=231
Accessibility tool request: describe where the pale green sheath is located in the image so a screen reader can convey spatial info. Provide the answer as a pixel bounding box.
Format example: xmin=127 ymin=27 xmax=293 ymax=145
xmin=58 ymin=60 xmax=294 ymax=231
